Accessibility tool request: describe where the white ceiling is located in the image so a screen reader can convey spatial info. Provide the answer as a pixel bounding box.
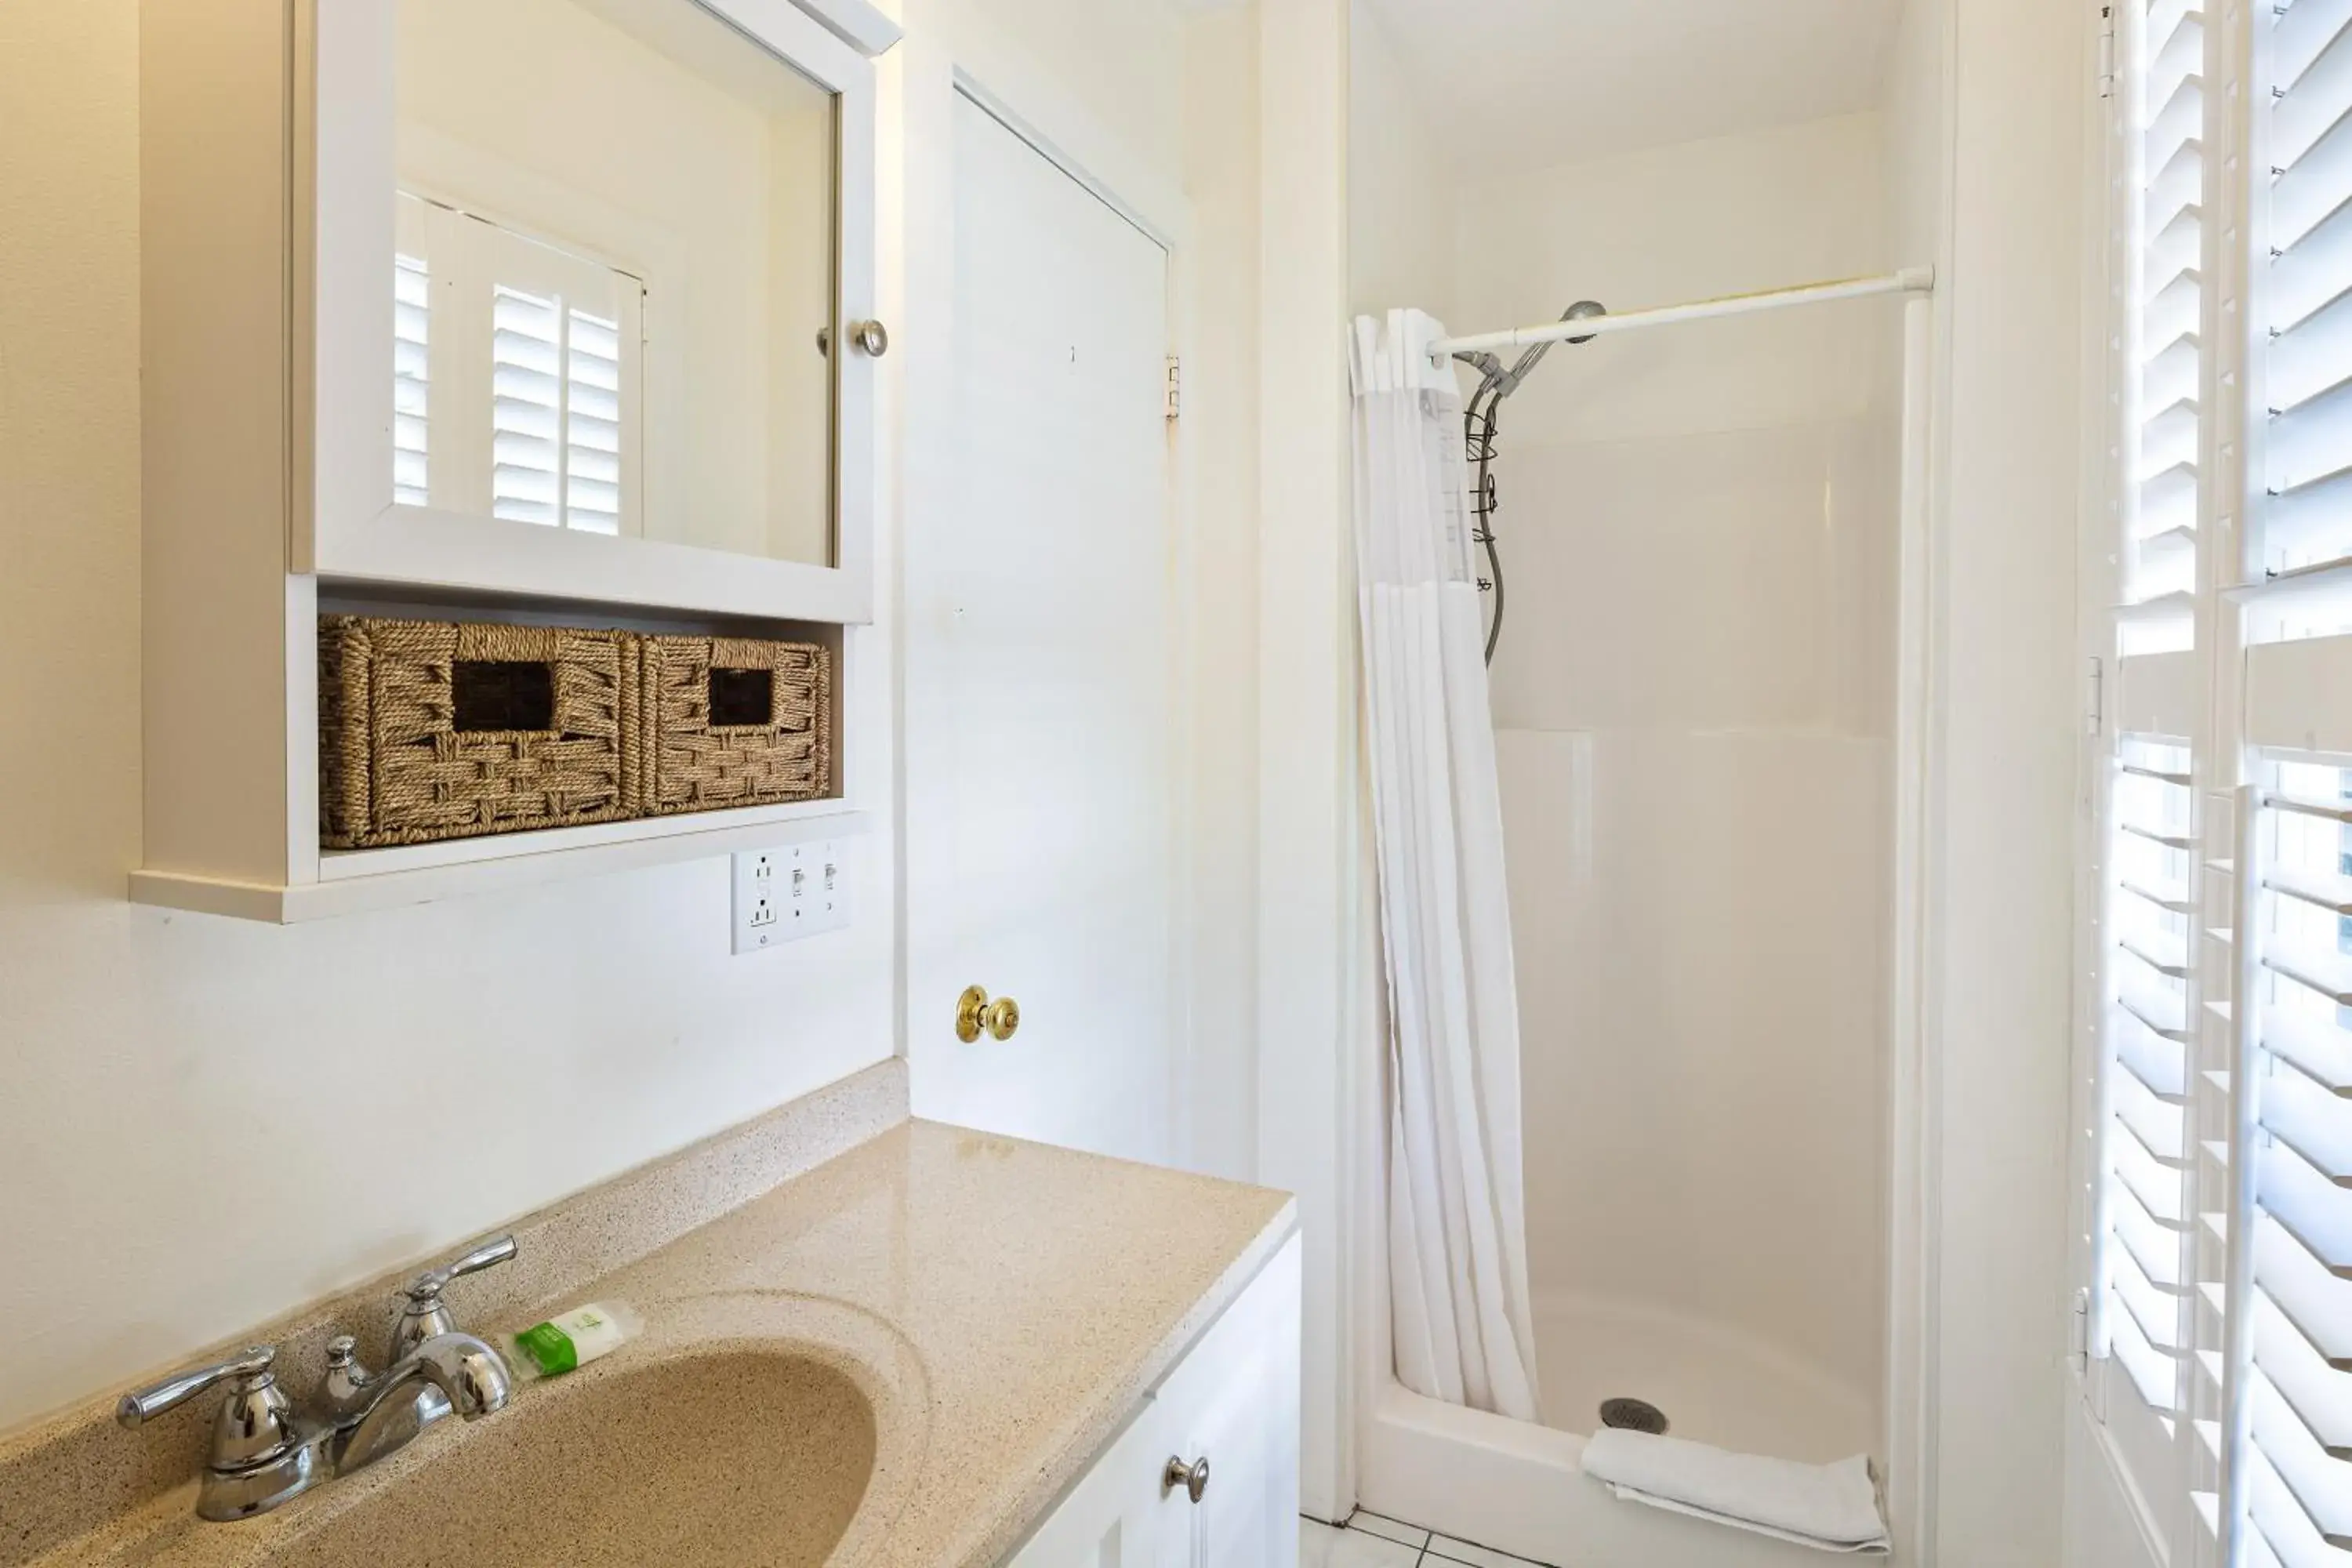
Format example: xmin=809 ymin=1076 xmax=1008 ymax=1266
xmin=1358 ymin=0 xmax=1903 ymax=174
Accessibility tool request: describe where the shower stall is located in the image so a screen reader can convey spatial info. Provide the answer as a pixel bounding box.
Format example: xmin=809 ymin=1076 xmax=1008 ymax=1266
xmin=1344 ymin=9 xmax=1942 ymax=1559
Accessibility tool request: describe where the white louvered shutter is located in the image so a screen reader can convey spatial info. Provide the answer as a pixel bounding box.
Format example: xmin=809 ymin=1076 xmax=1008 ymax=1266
xmin=2094 ymin=0 xmax=2212 ymax=1475
xmin=2082 ymin=0 xmax=2230 ymax=1556
xmin=2227 ymin=0 xmax=2352 ymax=1559
xmin=2088 ymin=0 xmax=2352 ymax=1560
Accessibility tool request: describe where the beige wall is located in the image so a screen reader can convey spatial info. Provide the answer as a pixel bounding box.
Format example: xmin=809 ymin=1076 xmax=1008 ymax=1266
xmin=1182 ymin=5 xmax=1265 ymax=1185
xmin=1925 ymin=0 xmax=2082 ymax=1559
xmin=1346 ymin=0 xmax=1452 ymax=322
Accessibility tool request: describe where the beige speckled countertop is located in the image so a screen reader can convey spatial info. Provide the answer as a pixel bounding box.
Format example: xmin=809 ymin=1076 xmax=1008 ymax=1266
xmin=2 ymin=1067 xmax=1296 ymax=1568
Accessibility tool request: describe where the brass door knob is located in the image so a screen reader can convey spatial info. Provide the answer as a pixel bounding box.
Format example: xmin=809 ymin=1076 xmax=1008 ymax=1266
xmin=956 ymin=985 xmax=1020 ymax=1043
xmin=1164 ymin=1454 xmax=1210 ymax=1504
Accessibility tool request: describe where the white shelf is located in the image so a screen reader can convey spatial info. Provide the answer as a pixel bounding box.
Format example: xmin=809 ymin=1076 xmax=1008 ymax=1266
xmin=132 ymin=804 xmax=873 ymax=924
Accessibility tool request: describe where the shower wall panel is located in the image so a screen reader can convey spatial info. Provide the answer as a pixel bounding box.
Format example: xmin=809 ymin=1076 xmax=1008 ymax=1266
xmin=1462 ymin=112 xmax=1896 ymax=1450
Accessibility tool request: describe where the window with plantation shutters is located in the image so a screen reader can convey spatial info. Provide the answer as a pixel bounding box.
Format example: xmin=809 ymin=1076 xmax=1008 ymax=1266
xmin=2081 ymin=0 xmax=2231 ymax=1558
xmin=2228 ymin=2 xmax=2352 ymax=1560
xmin=391 ymin=190 xmax=644 ymax=535
xmin=2092 ymin=1 xmax=2212 ymax=1483
xmin=2087 ymin=0 xmax=2352 ymax=1559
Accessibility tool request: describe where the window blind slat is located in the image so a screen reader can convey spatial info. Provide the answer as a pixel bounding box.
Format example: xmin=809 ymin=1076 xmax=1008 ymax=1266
xmin=2280 ymin=96 xmax=2352 ymax=254
xmin=2260 ymin=1287 xmax=2352 ymax=1455
xmin=2123 ymin=1176 xmax=2192 ymax=1289
xmin=2281 ymin=0 xmax=2352 ymax=90
xmin=2263 ymin=1141 xmax=2352 ymax=1275
xmin=2270 ymin=378 xmax=2352 ymax=495
xmin=2270 ymin=1067 xmax=2352 ymax=1186
xmin=2265 ymin=1210 xmax=2352 ymax=1374
xmin=2253 ymin=1373 xmax=2352 ymax=1545
xmin=2119 ymin=1006 xmax=2193 ymax=1099
xmin=2123 ymin=1127 xmax=2195 ymax=1227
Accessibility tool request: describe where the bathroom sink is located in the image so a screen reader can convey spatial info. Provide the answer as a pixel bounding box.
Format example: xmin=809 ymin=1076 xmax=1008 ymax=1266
xmin=274 ymin=1348 xmax=878 ymax=1568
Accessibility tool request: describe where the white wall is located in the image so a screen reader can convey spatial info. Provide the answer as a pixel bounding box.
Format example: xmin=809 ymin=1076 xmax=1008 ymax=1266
xmin=1258 ymin=0 xmax=1364 ymax=1521
xmin=1876 ymin=2 xmax=1948 ymax=1549
xmin=1347 ymin=0 xmax=1452 ymax=321
xmin=1893 ymin=0 xmax=2082 ymax=1560
xmin=1181 ymin=4 xmax=1265 ymax=1185
xmin=1458 ymin=114 xmax=1893 ymax=1449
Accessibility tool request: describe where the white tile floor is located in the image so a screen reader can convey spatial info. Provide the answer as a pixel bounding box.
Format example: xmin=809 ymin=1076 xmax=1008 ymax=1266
xmin=1301 ymin=1511 xmax=1556 ymax=1568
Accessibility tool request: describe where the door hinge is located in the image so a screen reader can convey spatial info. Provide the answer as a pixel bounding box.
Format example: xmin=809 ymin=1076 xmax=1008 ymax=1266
xmin=2071 ymin=1286 xmax=2092 ymax=1373
xmin=2097 ymin=5 xmax=2117 ymax=100
xmin=1165 ymin=356 xmax=1181 ymax=421
xmin=2085 ymin=655 xmax=2106 ymax=738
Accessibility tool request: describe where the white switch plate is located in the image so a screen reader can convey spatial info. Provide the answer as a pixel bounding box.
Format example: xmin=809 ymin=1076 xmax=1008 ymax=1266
xmin=731 ymin=840 xmax=853 ymax=954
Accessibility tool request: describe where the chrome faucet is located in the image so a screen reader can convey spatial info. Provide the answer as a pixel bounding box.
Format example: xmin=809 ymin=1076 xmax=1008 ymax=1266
xmin=322 ymin=1328 xmax=513 ymax=1475
xmin=115 ymin=1234 xmax=519 ymax=1522
xmin=324 ymin=1233 xmax=519 ymax=1443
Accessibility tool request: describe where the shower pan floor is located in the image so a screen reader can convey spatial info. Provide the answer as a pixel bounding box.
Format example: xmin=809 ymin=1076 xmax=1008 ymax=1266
xmin=1530 ymin=1293 xmax=1876 ymax=1467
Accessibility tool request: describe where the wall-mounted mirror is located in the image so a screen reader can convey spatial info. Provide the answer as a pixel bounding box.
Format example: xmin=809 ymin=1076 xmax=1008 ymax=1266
xmin=392 ymin=0 xmax=840 ymax=568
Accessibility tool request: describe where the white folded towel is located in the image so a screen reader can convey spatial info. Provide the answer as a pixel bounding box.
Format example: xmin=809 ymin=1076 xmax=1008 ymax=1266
xmin=1580 ymin=1428 xmax=1891 ymax=1555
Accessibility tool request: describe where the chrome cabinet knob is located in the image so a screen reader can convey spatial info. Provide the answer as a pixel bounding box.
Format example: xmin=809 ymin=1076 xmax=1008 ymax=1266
xmin=849 ymin=319 xmax=890 ymax=358
xmin=956 ymin=985 xmax=1021 ymax=1043
xmin=1164 ymin=1454 xmax=1210 ymax=1504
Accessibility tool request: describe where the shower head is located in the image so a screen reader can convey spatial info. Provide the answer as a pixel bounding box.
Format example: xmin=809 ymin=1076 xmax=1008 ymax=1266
xmin=1490 ymin=299 xmax=1607 ymax=399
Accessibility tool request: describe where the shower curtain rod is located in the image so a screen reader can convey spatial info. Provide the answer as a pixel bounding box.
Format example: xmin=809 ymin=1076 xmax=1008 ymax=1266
xmin=1429 ymin=265 xmax=1937 ymax=359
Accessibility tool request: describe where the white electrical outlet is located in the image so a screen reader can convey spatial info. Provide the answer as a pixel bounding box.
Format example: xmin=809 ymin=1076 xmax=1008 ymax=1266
xmin=731 ymin=840 xmax=855 ymax=953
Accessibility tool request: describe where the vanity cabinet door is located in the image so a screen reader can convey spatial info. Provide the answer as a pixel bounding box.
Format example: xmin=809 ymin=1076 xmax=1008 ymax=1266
xmin=1150 ymin=1236 xmax=1303 ymax=1568
xmin=1000 ymin=1233 xmax=1302 ymax=1568
xmin=1002 ymin=1395 xmax=1170 ymax=1568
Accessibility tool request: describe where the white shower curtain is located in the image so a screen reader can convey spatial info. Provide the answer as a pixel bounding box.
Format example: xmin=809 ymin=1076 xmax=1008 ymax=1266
xmin=1349 ymin=309 xmax=1540 ymax=1422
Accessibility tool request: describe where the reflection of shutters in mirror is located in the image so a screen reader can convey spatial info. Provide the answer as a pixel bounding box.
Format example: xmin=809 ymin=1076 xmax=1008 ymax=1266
xmin=488 ymin=287 xmax=626 ymax=535
xmin=393 ymin=190 xmax=644 ymax=536
xmin=394 ymin=254 xmax=430 ymax=506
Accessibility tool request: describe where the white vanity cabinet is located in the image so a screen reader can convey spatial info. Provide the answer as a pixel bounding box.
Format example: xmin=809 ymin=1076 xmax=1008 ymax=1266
xmin=1006 ymin=1234 xmax=1302 ymax=1568
xmin=133 ymin=0 xmax=896 ymax=921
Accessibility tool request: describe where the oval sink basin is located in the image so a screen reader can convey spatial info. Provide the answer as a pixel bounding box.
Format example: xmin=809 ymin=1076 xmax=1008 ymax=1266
xmin=278 ymin=1349 xmax=877 ymax=1568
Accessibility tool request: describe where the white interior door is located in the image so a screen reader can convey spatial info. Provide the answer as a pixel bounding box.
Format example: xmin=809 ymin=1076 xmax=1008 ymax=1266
xmin=903 ymin=90 xmax=1177 ymax=1165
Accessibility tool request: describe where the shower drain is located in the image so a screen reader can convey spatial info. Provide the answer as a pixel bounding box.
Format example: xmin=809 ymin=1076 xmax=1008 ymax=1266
xmin=1598 ymin=1397 xmax=1670 ymax=1436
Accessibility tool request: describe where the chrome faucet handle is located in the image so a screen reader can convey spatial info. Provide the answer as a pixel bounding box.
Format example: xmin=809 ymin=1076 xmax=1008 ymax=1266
xmin=390 ymin=1233 xmax=517 ymax=1359
xmin=116 ymin=1345 xmax=324 ymax=1520
xmin=116 ymin=1345 xmax=285 ymax=1443
xmin=403 ymin=1232 xmax=517 ymax=1305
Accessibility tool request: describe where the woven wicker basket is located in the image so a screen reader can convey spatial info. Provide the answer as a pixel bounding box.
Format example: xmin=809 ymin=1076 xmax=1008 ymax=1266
xmin=641 ymin=634 xmax=833 ymax=815
xmin=319 ymin=616 xmax=644 ymax=849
